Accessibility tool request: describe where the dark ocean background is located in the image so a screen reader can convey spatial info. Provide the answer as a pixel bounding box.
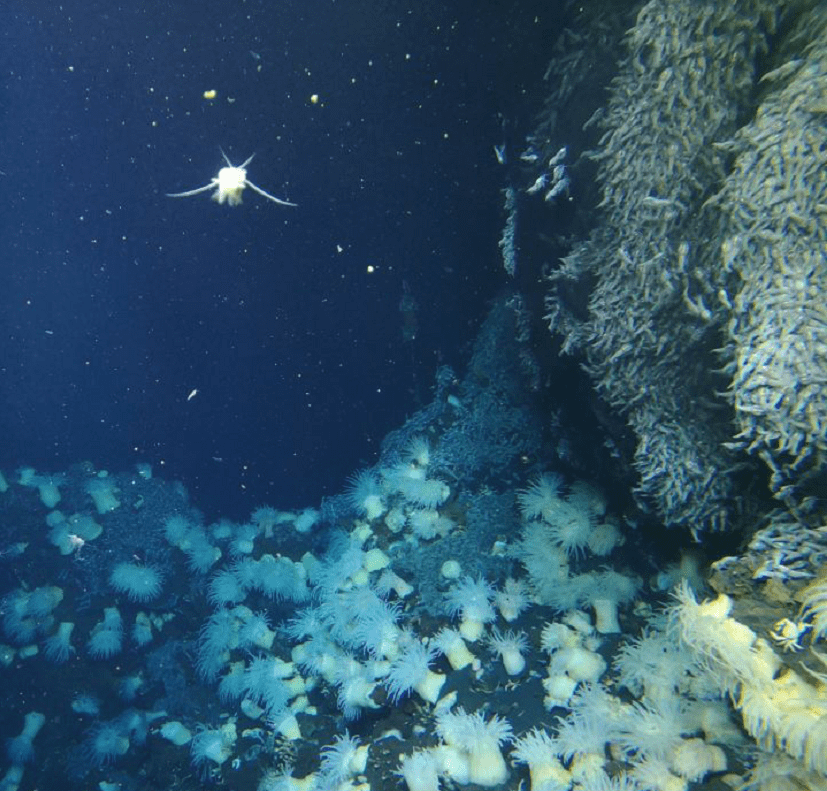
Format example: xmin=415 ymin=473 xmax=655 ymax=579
xmin=0 ymin=0 xmax=558 ymax=521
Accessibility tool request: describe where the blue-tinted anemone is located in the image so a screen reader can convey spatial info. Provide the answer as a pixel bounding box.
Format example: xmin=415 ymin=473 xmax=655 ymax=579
xmin=385 ymin=638 xmax=439 ymax=703
xmin=242 ymin=656 xmax=291 ymax=715
xmin=345 ymin=469 xmax=384 ymax=517
xmin=208 ymin=569 xmax=245 ymax=607
xmin=218 ymin=663 xmax=247 ymax=702
xmin=44 ymin=623 xmax=75 ymax=663
xmin=196 ymin=609 xmax=238 ymax=681
xmin=252 ymin=555 xmax=309 ymax=601
xmin=82 ymin=721 xmax=130 ymax=768
xmin=238 ymin=611 xmax=272 ymax=650
xmin=87 ymin=628 xmax=123 ymax=660
xmin=319 ymin=733 xmax=364 ymax=785
xmin=190 ymin=728 xmax=232 ymax=771
xmin=283 ymin=606 xmax=327 ymax=642
xmin=109 ymin=562 xmax=164 ymax=602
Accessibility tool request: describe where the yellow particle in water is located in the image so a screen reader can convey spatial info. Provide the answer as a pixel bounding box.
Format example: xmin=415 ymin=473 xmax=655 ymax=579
xmin=310 ymin=94 xmax=319 ymax=104
xmin=203 ymin=89 xmax=217 ymax=100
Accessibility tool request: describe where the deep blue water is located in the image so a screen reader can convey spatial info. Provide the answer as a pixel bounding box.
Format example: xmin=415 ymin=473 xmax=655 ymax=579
xmin=0 ymin=0 xmax=557 ymax=520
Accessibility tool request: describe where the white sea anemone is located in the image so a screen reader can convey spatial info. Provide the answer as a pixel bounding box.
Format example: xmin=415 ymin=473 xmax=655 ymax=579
xmin=109 ymin=561 xmax=163 ymax=602
xmin=160 ymin=721 xmax=192 ymax=746
xmin=363 ymin=547 xmax=390 ymax=573
xmin=30 ymin=474 xmax=63 ymax=508
xmin=488 ymin=628 xmax=528 ymax=675
xmin=270 ymin=711 xmax=301 ymax=741
xmin=284 ymin=606 xmax=327 ymax=642
xmin=190 ymin=724 xmax=236 ymax=769
xmin=543 ymin=673 xmax=579 ymax=709
xmin=518 ymin=473 xmax=564 ymax=520
xmin=669 ymin=737 xmax=726 ymax=781
xmin=218 ymin=662 xmax=247 ymax=702
xmin=445 ymin=576 xmax=496 ymax=641
xmin=118 ymin=672 xmax=146 ymax=701
xmin=542 ymin=498 xmax=597 ymax=558
xmin=132 ymin=612 xmax=154 ymax=646
xmin=563 ymin=609 xmax=595 ymax=635
xmin=383 ymin=463 xmax=450 ymax=508
xmin=26 ymin=586 xmax=63 ymax=617
xmin=86 ymin=476 xmax=120 ymax=514
xmin=208 ymin=569 xmax=245 ymax=607
xmin=346 ymin=469 xmax=386 ymax=520
xmin=229 ymin=522 xmax=260 ymax=556
xmin=435 ymin=707 xmax=512 ymax=787
xmin=71 ymin=694 xmax=100 ymax=716
xmin=737 ymin=751 xmax=823 ymax=791
xmin=409 ymin=509 xmax=454 ymax=540
xmin=385 ymin=507 xmax=407 ymax=533
xmin=511 ymin=728 xmax=571 ymax=791
xmin=587 ymin=521 xmax=622 ymax=556
xmin=667 ymin=581 xmax=765 ymax=687
xmin=293 ymin=507 xmax=319 ymax=534
xmin=257 ymin=766 xmax=315 ymax=791
xmin=292 ymin=634 xmax=341 ymax=681
xmin=243 ymin=655 xmax=292 ymax=715
xmin=333 ymin=662 xmax=380 ymax=720
xmin=441 ymin=559 xmax=462 ymax=579
xmin=348 ymin=597 xmax=402 ymax=660
xmin=629 ymin=756 xmax=687 ymax=791
xmin=696 ymin=701 xmax=742 ymax=746
xmin=183 ymin=529 xmax=222 ymax=574
xmin=211 ymin=518 xmax=239 ymax=543
xmin=396 ymin=749 xmax=441 ymax=791
xmin=614 ymin=629 xmax=692 ymax=702
xmin=613 ymin=697 xmax=688 ymax=762
xmin=84 ymin=720 xmax=131 ymax=767
xmin=238 ymin=611 xmax=275 ymax=651
xmin=196 ymin=608 xmax=242 ymax=681
xmin=405 ymin=436 xmax=432 ymax=467
xmin=319 ymin=584 xmax=392 ymax=649
xmin=433 ymin=627 xmax=478 ymax=671
xmin=579 ymin=570 xmax=640 ymax=634
xmin=44 ymin=621 xmax=75 ymax=663
xmin=1 ymin=588 xmax=50 ymax=644
xmin=87 ymin=607 xmax=123 ymax=659
xmin=518 ymin=523 xmax=570 ymax=605
xmin=251 ymin=506 xmax=284 ymax=537
xmin=554 ymin=696 xmax=612 ymax=761
xmin=87 ymin=627 xmax=123 ymax=659
xmin=6 ymin=711 xmax=45 ymax=764
xmin=313 ymin=540 xmax=365 ymax=594
xmin=319 ymin=733 xmax=368 ymax=785
xmin=163 ymin=515 xmax=192 ymax=546
xmin=232 ymin=557 xmax=259 ymax=590
xmin=385 ymin=637 xmax=445 ymax=704
xmin=549 ymin=645 xmax=607 ymax=684
xmin=541 ymin=621 xmax=581 ymax=653
xmin=375 ymin=569 xmax=414 ymax=599
xmin=495 ymin=577 xmax=530 ymax=622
